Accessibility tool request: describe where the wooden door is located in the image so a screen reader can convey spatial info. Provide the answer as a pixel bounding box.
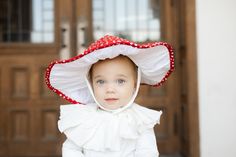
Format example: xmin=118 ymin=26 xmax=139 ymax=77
xmin=0 ymin=0 xmax=198 ymax=157
xmin=0 ymin=0 xmax=80 ymax=156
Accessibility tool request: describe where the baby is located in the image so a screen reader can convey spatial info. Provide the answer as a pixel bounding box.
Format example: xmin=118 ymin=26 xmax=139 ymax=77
xmin=45 ymin=35 xmax=174 ymax=157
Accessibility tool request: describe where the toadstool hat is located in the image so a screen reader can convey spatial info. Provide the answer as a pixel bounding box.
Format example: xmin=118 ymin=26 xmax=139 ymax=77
xmin=45 ymin=35 xmax=174 ymax=104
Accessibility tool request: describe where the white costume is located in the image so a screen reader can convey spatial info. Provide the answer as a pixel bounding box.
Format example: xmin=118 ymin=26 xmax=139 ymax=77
xmin=59 ymin=103 xmax=162 ymax=157
xmin=45 ymin=35 xmax=174 ymax=157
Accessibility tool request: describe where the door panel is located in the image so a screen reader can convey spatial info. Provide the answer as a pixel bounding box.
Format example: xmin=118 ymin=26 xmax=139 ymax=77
xmin=0 ymin=55 xmax=61 ymax=156
xmin=0 ymin=0 xmax=65 ymax=156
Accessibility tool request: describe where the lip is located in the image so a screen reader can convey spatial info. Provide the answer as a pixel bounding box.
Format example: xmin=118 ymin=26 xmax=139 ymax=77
xmin=104 ymin=98 xmax=119 ymax=102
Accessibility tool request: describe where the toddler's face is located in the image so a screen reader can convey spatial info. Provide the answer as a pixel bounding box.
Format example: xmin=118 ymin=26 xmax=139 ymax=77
xmin=91 ymin=56 xmax=136 ymax=110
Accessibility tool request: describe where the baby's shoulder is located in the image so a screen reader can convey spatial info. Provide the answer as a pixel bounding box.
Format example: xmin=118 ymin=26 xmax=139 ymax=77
xmin=59 ymin=103 xmax=98 ymax=118
xmin=129 ymin=103 xmax=162 ymax=125
xmin=132 ymin=103 xmax=161 ymax=113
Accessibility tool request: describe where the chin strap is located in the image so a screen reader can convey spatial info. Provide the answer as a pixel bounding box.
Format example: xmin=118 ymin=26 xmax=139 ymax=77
xmin=85 ymin=68 xmax=141 ymax=114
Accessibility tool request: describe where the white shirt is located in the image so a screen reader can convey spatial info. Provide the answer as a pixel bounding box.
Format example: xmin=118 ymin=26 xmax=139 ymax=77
xmin=58 ymin=103 xmax=162 ymax=157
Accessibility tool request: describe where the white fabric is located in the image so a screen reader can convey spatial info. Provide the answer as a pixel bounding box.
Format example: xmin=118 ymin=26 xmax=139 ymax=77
xmin=58 ymin=103 xmax=162 ymax=157
xmin=50 ymin=44 xmax=170 ymax=104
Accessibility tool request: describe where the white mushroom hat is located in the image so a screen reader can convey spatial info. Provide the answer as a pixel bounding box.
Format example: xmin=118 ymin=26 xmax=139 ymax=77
xmin=45 ymin=35 xmax=174 ymax=104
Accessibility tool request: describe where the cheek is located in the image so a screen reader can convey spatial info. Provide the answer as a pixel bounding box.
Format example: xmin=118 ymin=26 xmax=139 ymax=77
xmin=93 ymin=86 xmax=100 ymax=97
xmin=93 ymin=86 xmax=105 ymax=101
xmin=122 ymin=85 xmax=135 ymax=98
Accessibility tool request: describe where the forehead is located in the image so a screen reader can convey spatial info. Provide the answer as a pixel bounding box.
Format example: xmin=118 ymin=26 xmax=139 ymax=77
xmin=92 ymin=56 xmax=136 ymax=75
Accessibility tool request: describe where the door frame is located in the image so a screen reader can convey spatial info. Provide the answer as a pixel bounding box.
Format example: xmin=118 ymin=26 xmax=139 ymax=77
xmin=0 ymin=0 xmax=199 ymax=156
xmin=161 ymin=0 xmax=200 ymax=156
xmin=180 ymin=0 xmax=200 ymax=157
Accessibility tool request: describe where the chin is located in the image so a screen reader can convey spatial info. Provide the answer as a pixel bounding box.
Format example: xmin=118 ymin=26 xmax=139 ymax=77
xmin=102 ymin=104 xmax=120 ymax=110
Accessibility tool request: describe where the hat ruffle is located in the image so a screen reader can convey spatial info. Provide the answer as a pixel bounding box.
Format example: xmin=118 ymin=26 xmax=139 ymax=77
xmin=58 ymin=103 xmax=162 ymax=152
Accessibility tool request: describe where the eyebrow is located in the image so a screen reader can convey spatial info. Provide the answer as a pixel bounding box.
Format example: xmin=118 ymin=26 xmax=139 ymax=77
xmin=93 ymin=75 xmax=102 ymax=79
xmin=116 ymin=74 xmax=128 ymax=78
xmin=93 ymin=74 xmax=128 ymax=79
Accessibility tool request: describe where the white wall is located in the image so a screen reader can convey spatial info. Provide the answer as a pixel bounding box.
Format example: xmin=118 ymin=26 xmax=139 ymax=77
xmin=196 ymin=0 xmax=236 ymax=157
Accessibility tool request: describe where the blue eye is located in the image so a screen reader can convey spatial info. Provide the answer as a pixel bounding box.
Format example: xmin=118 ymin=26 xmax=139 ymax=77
xmin=96 ymin=80 xmax=105 ymax=84
xmin=117 ymin=79 xmax=126 ymax=85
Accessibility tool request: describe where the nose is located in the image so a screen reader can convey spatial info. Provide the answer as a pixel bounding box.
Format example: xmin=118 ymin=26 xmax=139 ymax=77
xmin=106 ymin=83 xmax=115 ymax=93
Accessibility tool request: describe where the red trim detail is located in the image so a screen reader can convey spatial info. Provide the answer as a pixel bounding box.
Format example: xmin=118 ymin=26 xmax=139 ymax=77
xmin=152 ymin=42 xmax=175 ymax=87
xmin=44 ymin=35 xmax=175 ymax=104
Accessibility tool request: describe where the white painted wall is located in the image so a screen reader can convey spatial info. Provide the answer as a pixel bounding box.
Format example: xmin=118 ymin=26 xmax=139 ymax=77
xmin=196 ymin=0 xmax=236 ymax=157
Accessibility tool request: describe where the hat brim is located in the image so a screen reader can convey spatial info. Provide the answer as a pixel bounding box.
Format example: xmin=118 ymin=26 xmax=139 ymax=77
xmin=45 ymin=37 xmax=174 ymax=104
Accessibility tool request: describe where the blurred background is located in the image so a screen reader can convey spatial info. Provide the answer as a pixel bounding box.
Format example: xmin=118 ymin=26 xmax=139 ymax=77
xmin=0 ymin=0 xmax=235 ymax=157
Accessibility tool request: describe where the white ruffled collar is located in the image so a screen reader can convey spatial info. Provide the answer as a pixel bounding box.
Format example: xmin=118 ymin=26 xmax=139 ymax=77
xmin=58 ymin=103 xmax=162 ymax=152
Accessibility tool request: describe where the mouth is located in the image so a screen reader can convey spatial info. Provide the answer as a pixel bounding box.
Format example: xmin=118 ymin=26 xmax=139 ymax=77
xmin=104 ymin=98 xmax=119 ymax=102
